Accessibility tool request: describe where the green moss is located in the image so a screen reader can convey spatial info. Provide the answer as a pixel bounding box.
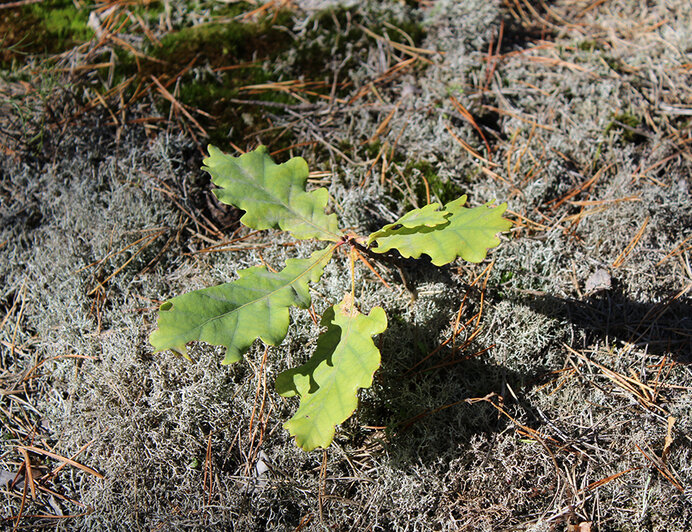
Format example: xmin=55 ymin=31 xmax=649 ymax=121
xmin=361 ymin=142 xmax=464 ymax=209
xmin=337 ymin=139 xmax=355 ymax=156
xmin=104 ymin=12 xmax=297 ymax=150
xmin=0 ymin=0 xmax=428 ymax=150
xmin=174 ymin=74 xmax=297 ymax=148
xmin=407 ymin=161 xmax=464 ymax=207
xmin=34 ymin=1 xmax=92 ymax=42
xmin=577 ymin=39 xmax=603 ymax=52
xmin=605 ymin=112 xmax=646 ymax=144
xmin=202 ymin=0 xmax=257 ymax=20
xmin=0 ymin=0 xmax=92 ymax=67
xmin=152 ymin=16 xmax=293 ymax=69
xmin=365 ymin=140 xmax=384 ymax=160
xmin=612 ymin=112 xmax=640 ymax=129
xmin=445 ymin=84 xmax=466 ymax=96
xmin=134 ymin=4 xmax=426 ymax=150
xmin=129 ymin=0 xmax=166 ymax=24
xmin=499 ymin=270 xmax=514 ymax=283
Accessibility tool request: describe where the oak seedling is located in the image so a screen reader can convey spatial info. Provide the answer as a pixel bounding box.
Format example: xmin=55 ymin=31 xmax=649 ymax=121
xmin=150 ymin=146 xmax=511 ymax=451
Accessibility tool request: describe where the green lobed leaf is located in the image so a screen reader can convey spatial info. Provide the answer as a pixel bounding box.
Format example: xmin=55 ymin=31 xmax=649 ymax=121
xmin=366 ymin=202 xmax=448 ymax=246
xmin=368 ymin=195 xmax=512 ymax=265
xmin=203 ymin=145 xmax=342 ymax=241
xmin=276 ymin=294 xmax=387 ymax=451
xmin=149 ymin=246 xmax=334 ymax=364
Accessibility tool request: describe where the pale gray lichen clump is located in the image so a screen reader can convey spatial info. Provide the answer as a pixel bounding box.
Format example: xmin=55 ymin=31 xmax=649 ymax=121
xmin=1 ymin=0 xmax=691 ymax=529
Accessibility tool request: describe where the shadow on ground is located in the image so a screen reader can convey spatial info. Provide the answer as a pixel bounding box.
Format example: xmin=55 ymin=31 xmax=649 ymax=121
xmin=355 ymin=269 xmax=536 ymax=464
xmin=518 ymin=290 xmax=692 ymax=362
xmin=356 ymin=268 xmax=690 ymax=469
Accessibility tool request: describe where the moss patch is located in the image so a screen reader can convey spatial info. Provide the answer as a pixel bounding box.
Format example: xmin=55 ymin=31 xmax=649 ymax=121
xmin=106 ymin=10 xmax=295 ymax=149
xmin=362 ymin=141 xmax=463 ymax=209
xmin=2 ymin=0 xmax=427 ymax=149
xmin=605 ymin=112 xmax=646 ymax=144
xmin=0 ymin=0 xmax=92 ymax=67
xmin=152 ymin=12 xmax=294 ymax=70
xmin=407 ymin=161 xmax=464 ymax=206
xmin=108 ymin=4 xmax=427 ymax=150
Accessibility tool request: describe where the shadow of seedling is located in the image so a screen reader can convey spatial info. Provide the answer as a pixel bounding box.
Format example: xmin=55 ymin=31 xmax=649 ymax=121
xmin=352 ymin=276 xmax=527 ymax=464
xmin=514 ymin=289 xmax=691 ymax=362
xmin=348 ymin=283 xmax=690 ymax=472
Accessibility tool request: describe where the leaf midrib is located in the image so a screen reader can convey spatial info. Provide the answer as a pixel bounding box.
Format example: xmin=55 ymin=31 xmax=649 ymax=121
xmin=294 ymin=311 xmax=376 ymax=446
xmin=235 ymin=158 xmax=342 ymax=241
xmin=191 ymin=246 xmax=335 ymax=335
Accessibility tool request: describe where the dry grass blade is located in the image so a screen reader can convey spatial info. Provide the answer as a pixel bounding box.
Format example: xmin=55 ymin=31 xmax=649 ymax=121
xmin=398 ymin=398 xmax=468 ymax=432
xmin=243 ymin=347 xmax=272 ymax=478
xmin=524 ymin=54 xmax=594 ymax=75
xmin=544 ymin=164 xmax=611 ymax=211
xmin=579 ymin=468 xmax=639 ymax=493
xmin=150 ymin=76 xmax=208 ymax=137
xmin=4 ymin=511 xmax=94 ymax=523
xmin=482 ymin=105 xmax=556 ymax=131
xmin=636 ymin=443 xmax=685 ymax=492
xmin=445 ymin=124 xmax=495 ymax=167
xmin=565 ymin=345 xmax=668 ymax=415
xmin=449 ymin=95 xmax=493 ymax=162
xmin=86 ymin=229 xmax=166 ymax=296
xmin=271 ymin=141 xmax=319 ymax=156
xmin=18 ymin=446 xmax=104 ymax=480
xmin=203 ymin=431 xmax=214 ymax=505
xmin=18 ymin=448 xmax=36 ymax=500
xmin=241 ymin=0 xmax=295 ymax=21
xmin=405 ymin=262 xmax=494 ymax=376
xmin=74 ymin=229 xmax=167 ymax=275
xmin=656 ymin=236 xmax=692 ymax=266
xmin=41 ymin=440 xmax=96 ymax=480
xmin=22 ymin=354 xmax=99 ymax=382
xmin=612 ymin=216 xmax=649 ymax=268
xmin=465 ymin=393 xmax=562 ymax=454
xmin=567 ymin=196 xmax=641 ymax=207
xmin=353 ymin=248 xmax=392 ymax=290
xmin=506 ymin=209 xmax=551 ymax=231
xmin=358 ymin=24 xmax=437 ymax=64
xmin=364 ymin=103 xmax=400 ymax=145
xmin=662 ymin=416 xmax=676 ymax=461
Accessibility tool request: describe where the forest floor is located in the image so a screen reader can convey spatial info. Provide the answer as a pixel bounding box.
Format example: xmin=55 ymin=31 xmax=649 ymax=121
xmin=1 ymin=0 xmax=691 ymax=530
